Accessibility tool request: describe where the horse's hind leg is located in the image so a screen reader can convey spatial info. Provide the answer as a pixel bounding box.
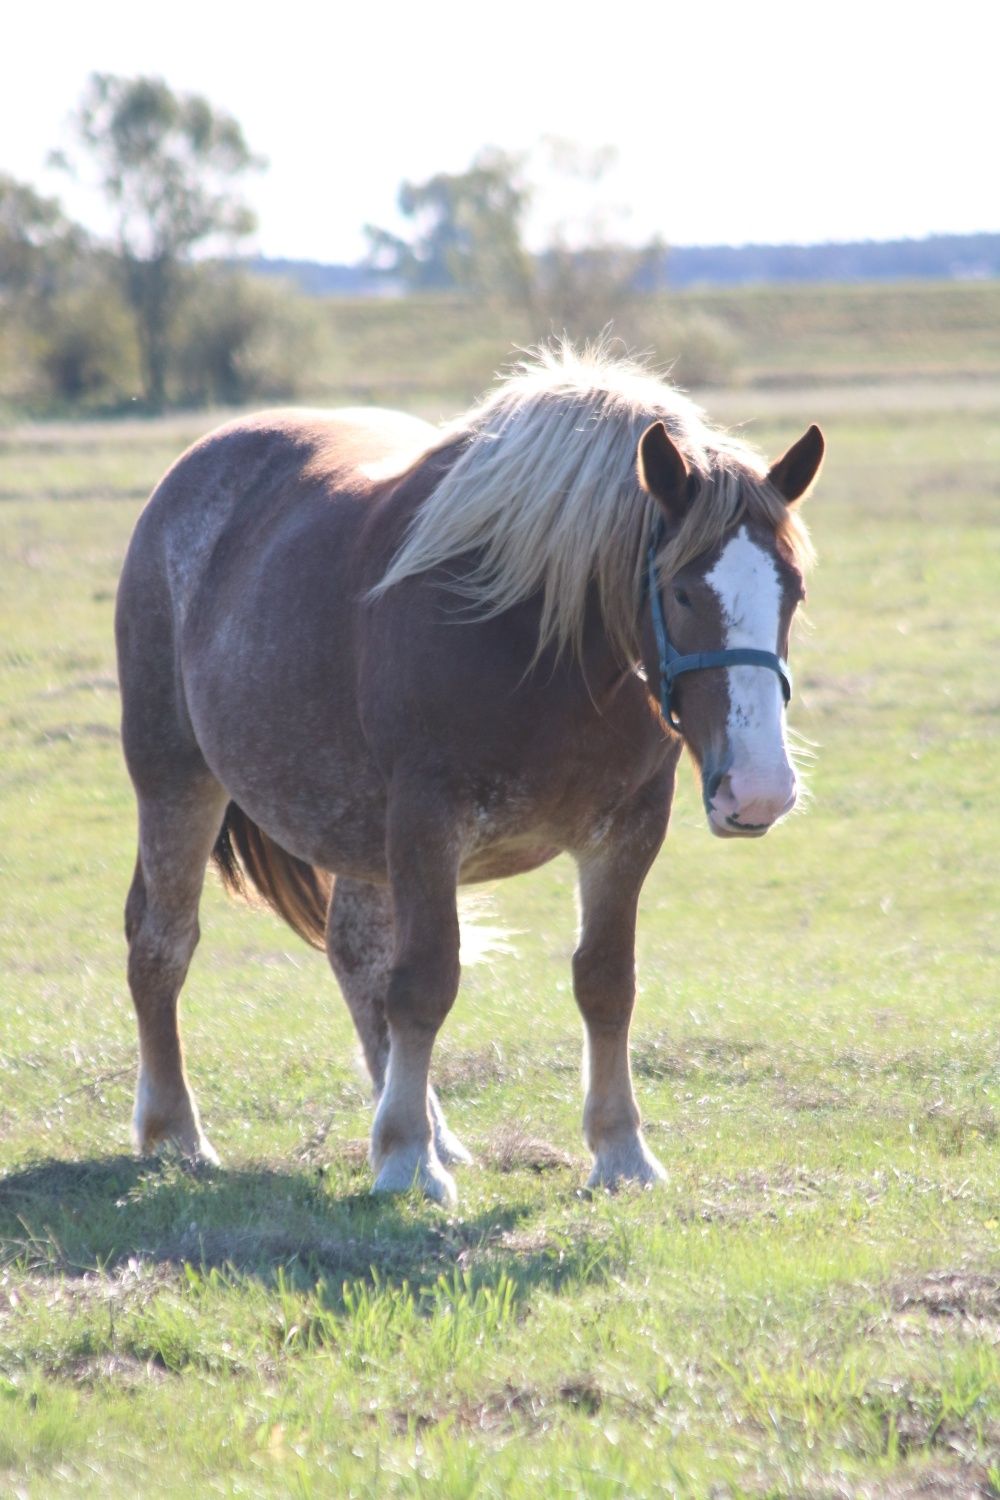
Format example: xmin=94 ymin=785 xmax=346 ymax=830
xmin=125 ymin=776 xmax=228 ymax=1162
xmin=358 ymin=782 xmax=465 ymax=1204
xmin=325 ymin=877 xmax=472 ymax=1167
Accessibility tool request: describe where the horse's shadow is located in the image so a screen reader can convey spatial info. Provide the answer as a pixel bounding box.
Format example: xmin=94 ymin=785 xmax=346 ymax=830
xmin=0 ymin=1153 xmax=595 ymax=1310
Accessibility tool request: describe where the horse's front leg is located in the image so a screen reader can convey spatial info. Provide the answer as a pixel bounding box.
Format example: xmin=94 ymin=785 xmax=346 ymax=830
xmin=369 ymin=780 xmax=463 ymax=1205
xmin=573 ymin=774 xmax=673 ymax=1189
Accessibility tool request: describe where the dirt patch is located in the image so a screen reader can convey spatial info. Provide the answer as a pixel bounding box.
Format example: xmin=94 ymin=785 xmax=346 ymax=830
xmin=387 ymin=1384 xmax=544 ymax=1437
xmin=556 ymin=1377 xmax=604 ymax=1415
xmin=393 ymin=1376 xmax=609 ymax=1437
xmin=631 ymin=1034 xmax=761 ymax=1083
xmin=495 ymin=1227 xmax=560 ymax=1256
xmin=893 ymin=1271 xmax=1000 ymax=1325
xmin=150 ymin=1224 xmax=378 ymax=1279
xmin=64 ymin=1351 xmax=169 ymax=1387
xmin=431 ymin=1045 xmax=510 ymax=1095
xmin=484 ymin=1128 xmax=576 ymax=1175
xmin=41 ymin=674 xmax=119 ymax=698
xmin=675 ymin=1165 xmax=833 ymax=1225
xmin=889 ymin=1411 xmax=1000 ymax=1464
xmin=295 ymin=1124 xmax=370 ymax=1168
xmin=1 ymin=1258 xmax=176 ymax=1329
xmin=866 ymin=1462 xmax=999 ymax=1499
xmin=917 ymin=1105 xmax=999 ymax=1156
xmin=34 ymin=721 xmax=119 ymax=744
xmin=778 ymin=1084 xmax=851 ymax=1113
xmin=799 ymin=1464 xmax=1000 ymax=1500
xmin=468 ymin=1384 xmax=546 ymax=1432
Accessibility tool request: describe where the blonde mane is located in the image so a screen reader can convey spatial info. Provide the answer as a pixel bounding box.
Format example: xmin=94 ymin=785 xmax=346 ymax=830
xmin=373 ymin=343 xmax=814 ymax=663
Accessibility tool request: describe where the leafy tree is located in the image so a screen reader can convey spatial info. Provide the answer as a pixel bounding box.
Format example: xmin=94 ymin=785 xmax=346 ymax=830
xmin=0 ymin=174 xmax=84 ymax=302
xmin=364 ymin=142 xmax=667 ymax=340
xmin=53 ymin=74 xmax=263 ymax=404
xmin=365 ymin=148 xmax=534 ymax=306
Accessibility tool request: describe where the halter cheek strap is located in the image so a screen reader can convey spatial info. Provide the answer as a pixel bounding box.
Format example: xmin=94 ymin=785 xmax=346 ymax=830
xmin=645 ymin=520 xmax=792 ymax=733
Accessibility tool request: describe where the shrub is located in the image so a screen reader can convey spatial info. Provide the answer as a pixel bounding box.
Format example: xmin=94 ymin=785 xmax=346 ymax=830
xmin=623 ymin=304 xmax=741 ymax=388
xmin=175 ymin=272 xmax=319 ymax=405
xmin=38 ymin=283 xmax=139 ymax=401
xmin=670 ymin=310 xmax=741 ymax=387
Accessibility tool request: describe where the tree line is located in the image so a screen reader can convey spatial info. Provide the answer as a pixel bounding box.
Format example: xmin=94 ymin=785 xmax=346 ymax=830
xmin=1 ymin=78 xmax=733 ymax=413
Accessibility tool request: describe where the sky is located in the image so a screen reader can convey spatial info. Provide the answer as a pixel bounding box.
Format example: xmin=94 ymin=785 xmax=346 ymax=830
xmin=2 ymin=0 xmax=994 ymax=264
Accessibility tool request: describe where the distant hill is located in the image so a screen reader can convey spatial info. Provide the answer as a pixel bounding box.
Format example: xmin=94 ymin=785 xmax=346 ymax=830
xmin=245 ymin=233 xmax=1000 ymax=298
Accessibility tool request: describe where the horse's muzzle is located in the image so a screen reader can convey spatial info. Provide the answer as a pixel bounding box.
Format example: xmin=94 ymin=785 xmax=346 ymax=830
xmin=704 ymin=765 xmax=797 ymax=838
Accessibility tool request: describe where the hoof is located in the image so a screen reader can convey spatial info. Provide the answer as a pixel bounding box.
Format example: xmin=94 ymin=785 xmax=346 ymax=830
xmin=182 ymin=1135 xmax=221 ymax=1168
xmin=587 ymin=1132 xmax=667 ymax=1191
xmin=434 ymin=1125 xmax=474 ymax=1168
xmin=132 ymin=1089 xmax=219 ymax=1166
xmin=134 ymin=1124 xmax=221 ymax=1168
xmin=429 ymin=1088 xmax=474 ymax=1167
xmin=371 ymin=1144 xmax=457 ymax=1206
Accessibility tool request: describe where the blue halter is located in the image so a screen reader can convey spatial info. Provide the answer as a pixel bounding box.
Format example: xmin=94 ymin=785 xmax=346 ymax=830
xmin=645 ymin=518 xmax=792 ymax=733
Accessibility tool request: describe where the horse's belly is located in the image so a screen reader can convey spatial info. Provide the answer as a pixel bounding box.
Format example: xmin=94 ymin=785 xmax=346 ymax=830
xmin=241 ymin=779 xmax=389 ymax=883
xmin=457 ymin=794 xmax=565 ymax=880
xmin=459 ymin=842 xmax=560 ymax=883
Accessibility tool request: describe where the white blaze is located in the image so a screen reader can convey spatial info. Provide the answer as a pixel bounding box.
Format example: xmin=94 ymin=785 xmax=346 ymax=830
xmin=705 ymin=527 xmax=794 ymax=820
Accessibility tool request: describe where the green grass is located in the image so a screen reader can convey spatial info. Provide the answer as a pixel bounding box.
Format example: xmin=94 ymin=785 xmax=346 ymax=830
xmin=0 ymin=368 xmax=998 ymax=1496
xmin=7 ymin=278 xmax=1000 ymax=422
xmin=306 ymin=280 xmax=1000 ymax=410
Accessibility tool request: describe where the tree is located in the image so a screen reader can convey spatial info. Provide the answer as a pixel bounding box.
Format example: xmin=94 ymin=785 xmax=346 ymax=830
xmin=0 ymin=174 xmax=84 ymax=302
xmin=364 ymin=148 xmax=534 ymax=306
xmin=0 ymin=174 xmax=132 ymax=406
xmin=364 ymin=143 xmax=666 ymax=340
xmin=528 ymin=139 xmax=663 ymax=337
xmin=54 ymin=74 xmax=263 ymax=404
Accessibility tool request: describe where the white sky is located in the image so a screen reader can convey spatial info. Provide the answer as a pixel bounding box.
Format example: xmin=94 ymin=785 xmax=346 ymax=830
xmin=2 ymin=0 xmax=994 ymax=263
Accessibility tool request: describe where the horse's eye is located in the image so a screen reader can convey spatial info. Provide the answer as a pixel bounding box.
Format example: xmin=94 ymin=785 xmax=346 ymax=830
xmin=674 ymin=587 xmax=692 ymax=608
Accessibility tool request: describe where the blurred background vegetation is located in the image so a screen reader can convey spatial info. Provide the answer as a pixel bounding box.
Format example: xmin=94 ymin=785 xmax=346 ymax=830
xmin=2 ymin=72 xmax=999 ymax=419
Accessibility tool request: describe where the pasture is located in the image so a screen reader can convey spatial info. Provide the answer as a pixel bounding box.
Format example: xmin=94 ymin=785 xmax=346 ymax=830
xmin=307 ymin=279 xmax=1000 ymax=409
xmin=1 ymin=353 xmax=998 ymax=1494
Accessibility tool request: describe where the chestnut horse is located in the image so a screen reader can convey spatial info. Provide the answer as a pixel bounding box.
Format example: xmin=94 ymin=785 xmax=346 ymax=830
xmin=116 ymin=347 xmax=823 ymax=1203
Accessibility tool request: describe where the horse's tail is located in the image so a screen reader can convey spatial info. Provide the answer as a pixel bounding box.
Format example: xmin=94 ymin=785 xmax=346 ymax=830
xmin=211 ymin=803 xmax=332 ymax=950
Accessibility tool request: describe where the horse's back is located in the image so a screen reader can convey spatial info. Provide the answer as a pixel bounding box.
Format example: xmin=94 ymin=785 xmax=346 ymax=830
xmin=122 ymin=406 xmax=432 ymax=611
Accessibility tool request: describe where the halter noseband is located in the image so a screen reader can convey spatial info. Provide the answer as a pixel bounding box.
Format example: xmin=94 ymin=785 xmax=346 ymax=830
xmin=645 ymin=517 xmax=792 ymax=734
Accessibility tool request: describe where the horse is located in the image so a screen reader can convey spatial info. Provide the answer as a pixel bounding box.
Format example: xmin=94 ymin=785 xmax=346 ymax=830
xmin=115 ymin=345 xmax=823 ymax=1204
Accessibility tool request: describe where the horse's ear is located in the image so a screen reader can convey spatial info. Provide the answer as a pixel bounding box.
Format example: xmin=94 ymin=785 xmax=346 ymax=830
xmin=637 ymin=421 xmax=692 ymax=523
xmin=767 ymin=424 xmax=825 ymax=503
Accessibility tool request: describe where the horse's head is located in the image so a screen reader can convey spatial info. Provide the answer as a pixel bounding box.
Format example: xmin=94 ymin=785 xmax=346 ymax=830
xmin=637 ymin=420 xmax=824 ymax=838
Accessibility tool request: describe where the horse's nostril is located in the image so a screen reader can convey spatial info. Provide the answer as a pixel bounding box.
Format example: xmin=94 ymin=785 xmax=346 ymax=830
xmin=705 ymin=769 xmax=725 ymax=803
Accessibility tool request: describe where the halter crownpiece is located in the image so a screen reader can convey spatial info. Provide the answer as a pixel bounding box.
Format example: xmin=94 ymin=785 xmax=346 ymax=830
xmin=645 ymin=519 xmax=792 ymax=734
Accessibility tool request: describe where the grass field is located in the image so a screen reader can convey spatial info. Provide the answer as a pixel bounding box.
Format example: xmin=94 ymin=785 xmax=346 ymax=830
xmin=307 ymin=281 xmax=1000 ymax=408
xmin=8 ymin=278 xmax=999 ymax=420
xmin=1 ymin=337 xmax=999 ymax=1494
